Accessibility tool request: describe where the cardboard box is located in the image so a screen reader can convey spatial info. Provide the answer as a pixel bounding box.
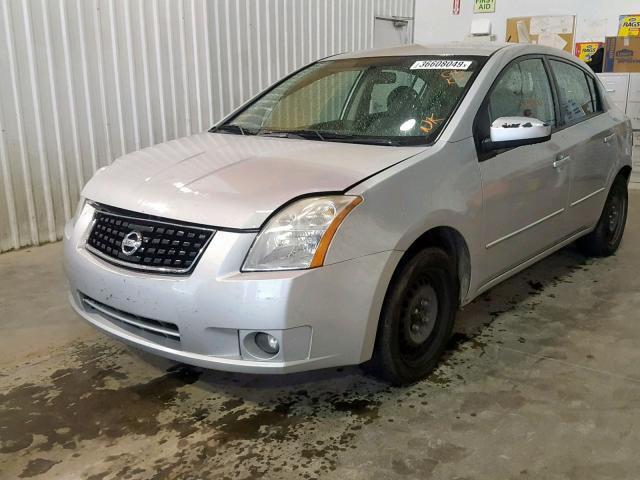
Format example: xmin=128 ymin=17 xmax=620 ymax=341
xmin=575 ymin=42 xmax=603 ymax=62
xmin=618 ymin=15 xmax=640 ymax=36
xmin=604 ymin=37 xmax=640 ymax=72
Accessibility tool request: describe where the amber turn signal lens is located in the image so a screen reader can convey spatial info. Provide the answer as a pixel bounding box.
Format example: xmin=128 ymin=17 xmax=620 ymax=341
xmin=310 ymin=197 xmax=363 ymax=268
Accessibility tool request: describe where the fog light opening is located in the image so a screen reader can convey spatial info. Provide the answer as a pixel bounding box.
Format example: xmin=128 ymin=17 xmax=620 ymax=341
xmin=255 ymin=332 xmax=280 ymax=355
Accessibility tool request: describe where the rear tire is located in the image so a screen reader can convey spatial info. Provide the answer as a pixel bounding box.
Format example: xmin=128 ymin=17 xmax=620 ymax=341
xmin=370 ymin=247 xmax=458 ymax=385
xmin=577 ymin=175 xmax=628 ymax=257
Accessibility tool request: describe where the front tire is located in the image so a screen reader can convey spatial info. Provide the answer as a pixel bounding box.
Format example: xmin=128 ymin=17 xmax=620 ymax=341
xmin=371 ymin=247 xmax=458 ymax=385
xmin=577 ymin=175 xmax=628 ymax=257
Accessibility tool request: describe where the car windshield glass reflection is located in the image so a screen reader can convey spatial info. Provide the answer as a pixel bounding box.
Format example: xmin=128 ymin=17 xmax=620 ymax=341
xmin=215 ymin=56 xmax=484 ymax=146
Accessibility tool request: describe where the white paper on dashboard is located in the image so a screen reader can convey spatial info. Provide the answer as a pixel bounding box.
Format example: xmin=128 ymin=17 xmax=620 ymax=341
xmin=530 ymin=15 xmax=573 ymax=35
xmin=537 ymin=33 xmax=567 ymax=50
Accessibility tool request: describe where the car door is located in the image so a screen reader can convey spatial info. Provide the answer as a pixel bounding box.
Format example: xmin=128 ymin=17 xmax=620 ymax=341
xmin=547 ymin=59 xmax=619 ymax=232
xmin=474 ymin=56 xmax=572 ymax=284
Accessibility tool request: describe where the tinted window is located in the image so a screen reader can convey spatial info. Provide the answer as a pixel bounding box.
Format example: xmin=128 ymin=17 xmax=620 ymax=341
xmin=475 ymin=58 xmax=555 ymax=147
xmin=265 ymin=70 xmax=361 ymax=128
xmin=224 ymin=56 xmax=483 ymax=145
xmin=550 ymin=60 xmax=595 ymax=123
xmin=487 ymin=58 xmax=556 ymax=126
xmin=369 ymin=70 xmax=425 ymax=114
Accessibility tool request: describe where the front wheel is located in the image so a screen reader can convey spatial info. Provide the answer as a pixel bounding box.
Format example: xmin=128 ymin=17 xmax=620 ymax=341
xmin=370 ymin=247 xmax=458 ymax=385
xmin=577 ymin=175 xmax=628 ymax=257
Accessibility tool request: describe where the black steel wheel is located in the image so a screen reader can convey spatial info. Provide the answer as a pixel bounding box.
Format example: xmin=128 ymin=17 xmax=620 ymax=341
xmin=371 ymin=247 xmax=457 ymax=385
xmin=577 ymin=174 xmax=628 ymax=257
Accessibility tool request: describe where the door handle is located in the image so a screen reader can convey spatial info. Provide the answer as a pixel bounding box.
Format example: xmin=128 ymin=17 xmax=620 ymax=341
xmin=603 ymin=133 xmax=616 ymax=144
xmin=553 ymin=154 xmax=571 ymax=168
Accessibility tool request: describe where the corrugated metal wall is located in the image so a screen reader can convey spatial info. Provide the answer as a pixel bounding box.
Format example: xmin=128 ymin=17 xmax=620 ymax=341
xmin=0 ymin=0 xmax=414 ymax=253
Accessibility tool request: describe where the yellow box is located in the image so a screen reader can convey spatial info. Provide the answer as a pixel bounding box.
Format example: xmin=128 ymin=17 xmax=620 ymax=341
xmin=618 ymin=15 xmax=640 ymax=37
xmin=575 ymin=42 xmax=603 ymax=62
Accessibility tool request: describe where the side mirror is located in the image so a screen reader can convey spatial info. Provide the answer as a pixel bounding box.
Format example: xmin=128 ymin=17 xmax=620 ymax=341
xmin=485 ymin=116 xmax=551 ymax=151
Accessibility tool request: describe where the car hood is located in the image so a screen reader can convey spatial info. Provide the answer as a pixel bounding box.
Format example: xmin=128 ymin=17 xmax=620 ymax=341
xmin=83 ymin=132 xmax=422 ymax=229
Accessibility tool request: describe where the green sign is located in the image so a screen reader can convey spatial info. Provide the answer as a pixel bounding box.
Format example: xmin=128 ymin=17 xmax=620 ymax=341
xmin=474 ymin=0 xmax=495 ymax=13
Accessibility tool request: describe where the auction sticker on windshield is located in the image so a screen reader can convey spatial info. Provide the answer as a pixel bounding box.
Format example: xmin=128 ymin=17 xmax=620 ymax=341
xmin=410 ymin=60 xmax=472 ymax=70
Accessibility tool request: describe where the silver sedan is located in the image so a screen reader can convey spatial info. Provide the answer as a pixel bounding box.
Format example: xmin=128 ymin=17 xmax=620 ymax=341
xmin=64 ymin=42 xmax=632 ymax=384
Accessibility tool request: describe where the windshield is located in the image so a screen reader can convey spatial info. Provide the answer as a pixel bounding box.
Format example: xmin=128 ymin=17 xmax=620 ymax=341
xmin=214 ymin=56 xmax=485 ymax=146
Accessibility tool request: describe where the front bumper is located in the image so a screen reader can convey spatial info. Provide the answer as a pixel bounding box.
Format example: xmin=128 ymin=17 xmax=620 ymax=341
xmin=63 ymin=205 xmax=401 ymax=374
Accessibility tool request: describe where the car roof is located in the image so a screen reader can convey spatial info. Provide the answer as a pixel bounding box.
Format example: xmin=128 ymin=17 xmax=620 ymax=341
xmin=331 ymin=42 xmax=514 ymax=60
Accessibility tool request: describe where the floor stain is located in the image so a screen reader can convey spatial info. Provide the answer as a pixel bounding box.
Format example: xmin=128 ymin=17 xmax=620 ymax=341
xmin=18 ymin=458 xmax=60 ymax=478
xmin=2 ymin=243 xmax=638 ymax=479
xmin=0 ymin=343 xmax=201 ymax=455
xmin=527 ymin=280 xmax=544 ymax=292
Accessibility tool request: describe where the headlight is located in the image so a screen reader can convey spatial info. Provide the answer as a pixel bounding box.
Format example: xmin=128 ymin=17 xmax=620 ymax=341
xmin=242 ymin=195 xmax=363 ymax=271
xmin=71 ymin=197 xmax=86 ymax=225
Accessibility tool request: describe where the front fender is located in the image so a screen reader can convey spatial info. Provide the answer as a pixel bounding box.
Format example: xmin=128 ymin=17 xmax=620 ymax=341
xmin=326 ymin=138 xmax=484 ymax=300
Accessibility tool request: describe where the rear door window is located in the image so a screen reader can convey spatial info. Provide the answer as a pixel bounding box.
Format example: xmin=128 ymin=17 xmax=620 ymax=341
xmin=549 ymin=60 xmax=596 ymax=124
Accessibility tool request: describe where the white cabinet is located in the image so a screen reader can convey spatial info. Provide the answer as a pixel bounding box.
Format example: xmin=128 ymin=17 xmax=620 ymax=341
xmin=597 ymin=73 xmax=640 ymax=129
xmin=626 ymin=102 xmax=640 ymax=130
xmin=598 ymin=73 xmax=639 ymax=186
xmin=628 ymin=75 xmax=640 ymax=102
xmin=598 ymin=73 xmax=630 ymax=106
xmin=627 ymin=75 xmax=640 ymax=129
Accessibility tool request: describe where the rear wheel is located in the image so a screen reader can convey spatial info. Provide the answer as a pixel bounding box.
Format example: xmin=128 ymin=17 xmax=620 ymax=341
xmin=577 ymin=175 xmax=628 ymax=257
xmin=371 ymin=248 xmax=457 ymax=385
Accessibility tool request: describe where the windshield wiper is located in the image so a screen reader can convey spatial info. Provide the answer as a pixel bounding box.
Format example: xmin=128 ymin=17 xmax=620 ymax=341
xmin=316 ymin=132 xmax=406 ymax=146
xmin=290 ymin=129 xmax=326 ymax=141
xmin=258 ymin=129 xmax=326 ymax=141
xmin=218 ymin=125 xmax=408 ymax=146
xmin=210 ymin=124 xmax=257 ymax=136
xmin=257 ymin=129 xmax=290 ymax=138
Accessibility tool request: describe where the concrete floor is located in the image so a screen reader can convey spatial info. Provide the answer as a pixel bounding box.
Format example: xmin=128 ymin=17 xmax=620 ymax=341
xmin=1 ymin=193 xmax=640 ymax=480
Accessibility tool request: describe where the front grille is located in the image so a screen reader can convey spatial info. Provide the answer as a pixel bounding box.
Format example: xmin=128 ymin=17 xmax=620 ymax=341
xmin=81 ymin=293 xmax=180 ymax=341
xmin=86 ymin=204 xmax=215 ymax=274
